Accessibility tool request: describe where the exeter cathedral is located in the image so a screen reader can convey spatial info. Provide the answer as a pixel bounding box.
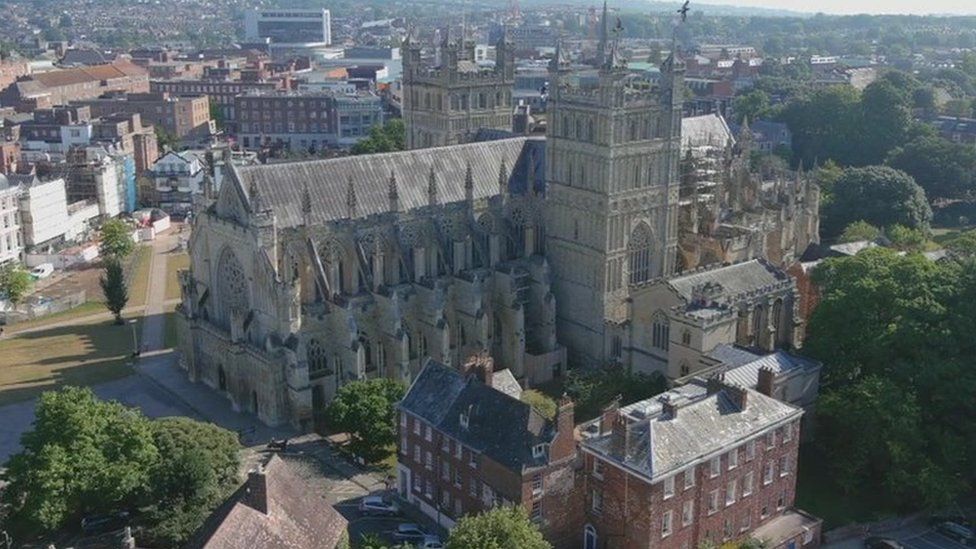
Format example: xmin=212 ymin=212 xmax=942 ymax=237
xmin=176 ymin=28 xmax=820 ymax=429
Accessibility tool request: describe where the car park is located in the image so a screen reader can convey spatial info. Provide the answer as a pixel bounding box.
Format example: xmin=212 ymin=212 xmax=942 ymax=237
xmin=415 ymin=534 xmax=444 ymax=548
xmin=935 ymin=522 xmax=975 ymax=545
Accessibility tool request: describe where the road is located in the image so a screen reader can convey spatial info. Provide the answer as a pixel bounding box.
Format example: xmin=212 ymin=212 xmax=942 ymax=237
xmin=827 ymin=523 xmax=973 ymax=549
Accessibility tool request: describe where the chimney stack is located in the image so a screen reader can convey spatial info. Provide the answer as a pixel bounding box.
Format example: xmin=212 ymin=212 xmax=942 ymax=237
xmin=706 ymin=372 xmax=726 ymax=395
xmin=462 ymin=351 xmax=494 ymax=387
xmin=551 ymin=394 xmax=577 ymax=461
xmin=599 ymin=395 xmax=621 ymax=435
xmin=610 ymin=413 xmax=631 ymax=458
xmin=660 ymin=393 xmax=678 ymax=419
xmin=247 ymin=462 xmax=269 ymax=514
xmin=757 ymin=365 xmax=776 ymax=397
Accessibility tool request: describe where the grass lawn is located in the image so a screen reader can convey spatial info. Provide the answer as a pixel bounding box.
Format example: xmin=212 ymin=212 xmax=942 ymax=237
xmin=795 ymin=444 xmax=898 ymax=530
xmin=165 ymin=252 xmax=189 ymax=302
xmin=0 ymin=318 xmax=139 ymax=405
xmin=126 ymin=245 xmax=153 ymax=308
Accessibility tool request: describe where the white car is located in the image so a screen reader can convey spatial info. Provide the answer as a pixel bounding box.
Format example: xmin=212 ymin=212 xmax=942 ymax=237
xmin=391 ymin=523 xmax=428 ymax=543
xmin=358 ymin=495 xmax=399 ymax=516
xmin=417 ymin=535 xmax=444 ymax=548
xmin=30 ymin=263 xmax=54 ymax=279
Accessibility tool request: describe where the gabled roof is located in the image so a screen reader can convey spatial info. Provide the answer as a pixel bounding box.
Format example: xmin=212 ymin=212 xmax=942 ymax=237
xmin=708 ymin=344 xmax=821 ymax=388
xmin=231 ymin=137 xmax=543 ymax=229
xmin=681 ymin=113 xmax=734 ymax=151
xmin=667 ymin=259 xmax=789 ymax=303
xmin=400 ymin=360 xmax=554 ymax=472
xmin=193 ymin=454 xmax=347 ymax=549
xmin=584 ymin=383 xmax=800 ymax=481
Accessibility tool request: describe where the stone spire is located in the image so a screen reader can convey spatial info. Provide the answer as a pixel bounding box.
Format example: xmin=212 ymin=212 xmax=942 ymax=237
xmin=597 ymin=0 xmax=609 ymax=66
xmin=388 ymin=170 xmax=399 ymax=212
xmin=346 ymin=176 xmax=357 ymax=218
xmin=498 ymin=159 xmax=509 ymax=196
xmin=301 ymin=183 xmax=312 ymax=225
xmin=427 ymin=164 xmax=438 ymax=206
xmin=464 ymin=162 xmax=474 ymax=202
xmin=248 ymin=180 xmax=265 ymax=213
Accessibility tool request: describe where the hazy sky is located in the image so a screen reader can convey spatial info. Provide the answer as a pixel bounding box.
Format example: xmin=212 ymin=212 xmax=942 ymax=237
xmin=696 ymin=0 xmax=976 ymax=15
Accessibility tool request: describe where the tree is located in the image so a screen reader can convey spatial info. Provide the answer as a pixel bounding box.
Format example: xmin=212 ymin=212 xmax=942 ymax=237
xmin=781 ymin=85 xmax=862 ymax=167
xmin=155 ymin=126 xmax=179 ymax=152
xmin=944 ymin=230 xmax=976 ymax=256
xmin=2 ymin=387 xmax=159 ymax=537
xmin=822 ymin=166 xmax=931 ymax=239
xmin=446 ymin=506 xmax=551 ymax=549
xmin=326 ymin=378 xmax=406 ymax=462
xmin=208 ymin=99 xmax=225 ymax=130
xmin=886 ymin=224 xmax=929 ymax=252
xmin=733 ymin=90 xmax=770 ymax=124
xmin=142 ymin=417 xmax=240 ymax=546
xmin=859 ymin=81 xmax=912 ymax=165
xmin=0 ymin=263 xmax=33 ymax=305
xmin=520 ymin=390 xmax=557 ymax=420
xmin=99 ymin=218 xmax=134 ymax=260
xmin=350 ymin=119 xmax=406 ymax=155
xmin=887 ymin=135 xmax=976 ymax=200
xmin=839 ymin=220 xmax=880 ymax=243
xmin=100 ymin=259 xmax=129 ymax=325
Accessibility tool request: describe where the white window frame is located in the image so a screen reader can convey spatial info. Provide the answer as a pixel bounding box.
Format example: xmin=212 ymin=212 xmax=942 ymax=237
xmin=663 ymin=476 xmax=675 ymax=500
xmin=593 ymin=458 xmax=604 ymax=479
xmin=709 ymin=456 xmax=721 ymax=478
xmin=764 ymin=461 xmax=775 ymax=485
xmin=662 ymin=510 xmax=673 ymax=538
xmin=728 ymin=448 xmax=739 ymax=470
xmin=743 ymin=471 xmax=754 ymax=497
xmin=746 ymin=440 xmax=756 ymax=461
xmin=684 ymin=467 xmax=695 ymax=490
xmin=726 ymin=479 xmax=737 ymax=506
xmin=682 ymin=500 xmax=694 ymax=527
xmin=708 ymin=489 xmax=719 ymax=515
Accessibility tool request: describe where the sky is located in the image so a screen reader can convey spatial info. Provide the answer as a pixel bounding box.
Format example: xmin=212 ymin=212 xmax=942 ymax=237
xmin=694 ymin=0 xmax=976 ymax=15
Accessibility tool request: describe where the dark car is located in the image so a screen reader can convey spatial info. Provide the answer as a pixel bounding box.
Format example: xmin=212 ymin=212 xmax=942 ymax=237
xmin=935 ymin=522 xmax=976 ymax=545
xmin=865 ymin=537 xmax=904 ymax=549
xmin=81 ymin=511 xmax=130 ymax=535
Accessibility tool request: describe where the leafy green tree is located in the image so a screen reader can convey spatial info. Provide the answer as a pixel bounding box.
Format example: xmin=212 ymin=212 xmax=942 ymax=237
xmin=839 ymin=220 xmax=880 ymax=243
xmin=208 ymin=99 xmax=224 ymax=130
xmin=886 ymin=224 xmax=929 ymax=252
xmin=0 ymin=263 xmax=33 ymax=305
xmin=859 ymin=81 xmax=913 ymax=165
xmin=733 ymin=90 xmax=770 ymax=124
xmin=822 ymin=166 xmax=931 ymax=239
xmin=2 ymin=387 xmax=159 ymax=537
xmin=520 ymin=390 xmax=557 ymax=420
xmin=100 ymin=259 xmax=129 ymax=325
xmin=446 ymin=506 xmax=551 ymax=549
xmin=781 ymin=85 xmax=862 ymax=167
xmin=887 ymin=135 xmax=976 ymax=200
xmin=944 ymin=230 xmax=976 ymax=256
xmin=351 ymin=119 xmax=406 ymax=156
xmin=155 ymin=126 xmax=179 ymax=152
xmin=326 ymin=378 xmax=406 ymax=462
xmin=142 ymin=417 xmax=240 ymax=546
xmin=99 ymin=219 xmax=134 ymax=260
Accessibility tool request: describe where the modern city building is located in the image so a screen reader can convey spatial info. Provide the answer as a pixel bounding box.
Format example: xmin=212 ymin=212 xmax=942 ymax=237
xmin=244 ymin=8 xmax=332 ymax=46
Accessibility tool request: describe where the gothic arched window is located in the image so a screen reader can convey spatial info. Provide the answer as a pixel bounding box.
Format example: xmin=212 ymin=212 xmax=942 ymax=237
xmin=217 ymin=248 xmax=248 ymax=329
xmin=652 ymin=312 xmax=670 ymax=351
xmin=772 ymin=298 xmax=784 ymax=345
xmin=628 ymin=223 xmax=653 ymax=285
xmin=752 ymin=305 xmax=765 ymax=346
xmin=307 ymin=339 xmax=329 ymax=377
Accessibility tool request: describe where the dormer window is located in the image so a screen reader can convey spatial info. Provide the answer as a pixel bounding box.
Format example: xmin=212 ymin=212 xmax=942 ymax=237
xmin=532 ymin=443 xmax=549 ymax=459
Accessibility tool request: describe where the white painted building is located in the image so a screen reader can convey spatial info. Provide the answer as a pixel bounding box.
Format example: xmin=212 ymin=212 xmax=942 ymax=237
xmin=13 ymin=174 xmax=97 ymax=249
xmin=0 ymin=175 xmax=23 ymax=264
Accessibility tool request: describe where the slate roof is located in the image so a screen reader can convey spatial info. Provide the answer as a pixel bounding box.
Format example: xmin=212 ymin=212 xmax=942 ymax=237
xmin=231 ymin=137 xmax=544 ymax=229
xmin=193 ymin=454 xmax=348 ymax=549
xmin=585 ymin=384 xmax=801 ymax=481
xmin=400 ymin=360 xmax=555 ymax=472
xmin=668 ymin=259 xmax=789 ymax=303
xmin=708 ymin=344 xmax=821 ymax=388
xmin=681 ymin=113 xmax=734 ymax=151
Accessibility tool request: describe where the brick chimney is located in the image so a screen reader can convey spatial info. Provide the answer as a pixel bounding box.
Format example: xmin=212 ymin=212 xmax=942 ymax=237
xmin=756 ymin=365 xmax=776 ymax=397
xmin=610 ymin=413 xmax=631 ymax=459
xmin=599 ymin=395 xmax=621 ymax=435
xmin=706 ymin=372 xmax=726 ymax=395
xmin=462 ymin=351 xmax=494 ymax=387
xmin=727 ymin=384 xmax=749 ymax=410
xmin=246 ymin=462 xmax=269 ymax=515
xmin=660 ymin=393 xmax=678 ymax=419
xmin=550 ymin=394 xmax=576 ymax=461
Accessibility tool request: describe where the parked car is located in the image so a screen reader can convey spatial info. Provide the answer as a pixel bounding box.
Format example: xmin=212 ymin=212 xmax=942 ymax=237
xmin=359 ymin=495 xmax=399 ymax=516
xmin=416 ymin=534 xmax=444 ymax=548
xmin=81 ymin=511 xmax=129 ymax=535
xmin=391 ymin=523 xmax=428 ymax=543
xmin=29 ymin=263 xmax=54 ymax=280
xmin=935 ymin=522 xmax=975 ymax=545
xmin=865 ymin=536 xmax=904 ymax=549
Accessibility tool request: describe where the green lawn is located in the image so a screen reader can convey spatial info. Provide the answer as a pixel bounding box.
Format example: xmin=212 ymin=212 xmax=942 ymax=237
xmin=126 ymin=245 xmax=153 ymax=308
xmin=795 ymin=444 xmax=898 ymax=530
xmin=0 ymin=318 xmax=139 ymax=405
xmin=165 ymin=252 xmax=190 ymax=302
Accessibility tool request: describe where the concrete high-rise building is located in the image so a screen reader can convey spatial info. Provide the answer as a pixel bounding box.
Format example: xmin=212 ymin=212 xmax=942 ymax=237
xmin=244 ymin=8 xmax=332 ymax=46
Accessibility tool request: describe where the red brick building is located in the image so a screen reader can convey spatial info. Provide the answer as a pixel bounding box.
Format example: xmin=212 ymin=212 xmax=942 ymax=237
xmin=397 ymin=356 xmax=582 ymax=548
xmin=0 ymin=62 xmax=149 ymax=113
xmin=578 ymin=375 xmax=821 ymax=549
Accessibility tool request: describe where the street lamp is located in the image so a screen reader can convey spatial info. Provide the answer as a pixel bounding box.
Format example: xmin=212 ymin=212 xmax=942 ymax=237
xmin=129 ymin=318 xmax=140 ymax=357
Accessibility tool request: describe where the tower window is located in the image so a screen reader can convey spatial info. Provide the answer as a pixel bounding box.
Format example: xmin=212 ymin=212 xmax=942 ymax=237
xmin=628 ymin=223 xmax=652 ymax=285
